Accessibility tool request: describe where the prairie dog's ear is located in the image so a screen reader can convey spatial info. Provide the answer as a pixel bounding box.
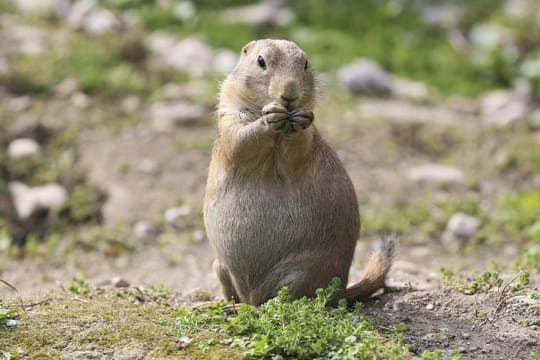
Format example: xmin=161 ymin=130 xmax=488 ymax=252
xmin=241 ymin=41 xmax=256 ymax=56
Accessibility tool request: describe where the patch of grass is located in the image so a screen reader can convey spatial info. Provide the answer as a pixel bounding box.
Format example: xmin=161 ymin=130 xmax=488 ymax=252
xmin=8 ymin=34 xmax=148 ymax=96
xmin=175 ymin=279 xmax=409 ymax=359
xmin=421 ymin=349 xmax=463 ymax=360
xmin=0 ymin=291 xmax=181 ymax=359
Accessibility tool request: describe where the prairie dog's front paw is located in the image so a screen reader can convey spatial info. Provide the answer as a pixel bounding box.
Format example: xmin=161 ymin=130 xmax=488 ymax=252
xmin=289 ymin=109 xmax=314 ymax=130
xmin=261 ymin=102 xmax=288 ymax=132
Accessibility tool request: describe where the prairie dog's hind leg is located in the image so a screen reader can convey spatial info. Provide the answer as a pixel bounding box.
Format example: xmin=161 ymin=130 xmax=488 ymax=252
xmin=213 ymin=259 xmax=240 ymax=302
xmin=249 ymin=252 xmax=349 ymax=305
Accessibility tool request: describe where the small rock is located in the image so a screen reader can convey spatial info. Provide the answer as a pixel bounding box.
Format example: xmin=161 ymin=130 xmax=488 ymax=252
xmin=137 ymin=159 xmax=160 ymax=175
xmin=425 ymin=303 xmax=435 ymax=310
xmin=407 ymin=164 xmax=465 ymax=185
xmin=470 ymin=23 xmax=512 ymax=52
xmin=164 ymin=205 xmax=192 ymax=226
xmin=83 ymin=7 xmax=122 ymax=35
xmin=67 ymin=0 xmax=122 ymax=35
xmin=521 ymin=56 xmax=540 ymax=79
xmin=481 ymin=89 xmax=529 ymax=127
xmin=504 ymin=0 xmax=531 ymax=19
xmin=9 ymin=182 xmax=68 ymax=220
xmin=338 ymin=58 xmax=392 ymax=95
xmin=12 ymin=0 xmax=57 ymax=16
xmin=511 ymin=295 xmax=540 ymax=305
xmin=133 ymin=220 xmax=159 ymax=241
xmin=166 ymin=38 xmax=214 ymax=76
xmin=191 ymin=228 xmax=205 ymax=242
xmin=146 ymin=34 xmax=214 ymax=75
xmin=5 ymin=319 xmax=18 ymax=327
xmin=72 ymin=350 xmax=102 ymax=359
xmin=71 ymin=92 xmax=91 ymax=108
xmin=7 ymin=138 xmax=41 ymax=159
xmin=212 ymin=49 xmax=239 ymax=74
xmin=8 ymin=117 xmax=51 ymax=142
xmin=120 ymin=95 xmax=141 ymax=114
xmin=391 ymin=77 xmax=429 ymax=102
xmin=4 ymin=25 xmax=50 ymax=56
xmin=145 ymin=32 xmax=177 ymax=56
xmin=446 ymin=213 xmax=481 ymax=238
xmin=150 ymin=101 xmax=207 ymax=131
xmin=160 ymin=81 xmax=209 ymax=100
xmin=421 ymin=3 xmax=461 ymax=26
xmin=177 ymin=336 xmax=192 ymax=349
xmin=173 ymin=1 xmax=196 ymax=21
xmin=8 ymin=96 xmax=32 ymax=112
xmin=54 ymin=78 xmax=79 ymax=97
xmin=221 ymin=0 xmax=293 ymax=27
xmin=111 ymin=277 xmax=130 ymax=288
xmin=462 ymin=333 xmax=470 ymax=340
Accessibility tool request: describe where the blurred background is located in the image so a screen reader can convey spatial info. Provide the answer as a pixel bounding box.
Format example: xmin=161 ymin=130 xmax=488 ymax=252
xmin=0 ymin=0 xmax=539 ymax=297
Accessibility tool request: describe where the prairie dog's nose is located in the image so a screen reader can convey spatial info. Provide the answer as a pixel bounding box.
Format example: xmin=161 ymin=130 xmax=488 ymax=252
xmin=280 ymin=80 xmax=299 ymax=104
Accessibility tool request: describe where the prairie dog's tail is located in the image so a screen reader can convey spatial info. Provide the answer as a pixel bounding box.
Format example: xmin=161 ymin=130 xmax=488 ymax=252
xmin=344 ymin=236 xmax=397 ymax=305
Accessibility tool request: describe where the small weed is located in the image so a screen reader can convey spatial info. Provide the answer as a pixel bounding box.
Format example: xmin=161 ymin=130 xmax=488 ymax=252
xmin=439 ymin=266 xmax=457 ymax=290
xmin=462 ymin=271 xmax=503 ymax=295
xmin=175 ymin=279 xmax=409 ymax=359
xmin=421 ymin=350 xmax=463 ymax=360
xmin=63 ymin=277 xmax=91 ymax=296
xmin=0 ymin=308 xmax=17 ymax=328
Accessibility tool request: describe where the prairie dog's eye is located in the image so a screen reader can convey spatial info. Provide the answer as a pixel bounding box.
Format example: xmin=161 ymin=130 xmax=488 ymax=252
xmin=304 ymin=60 xmax=309 ymax=70
xmin=257 ymin=55 xmax=266 ymax=69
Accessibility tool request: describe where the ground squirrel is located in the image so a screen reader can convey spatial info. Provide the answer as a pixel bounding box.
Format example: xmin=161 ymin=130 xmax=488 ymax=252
xmin=203 ymin=39 xmax=394 ymax=306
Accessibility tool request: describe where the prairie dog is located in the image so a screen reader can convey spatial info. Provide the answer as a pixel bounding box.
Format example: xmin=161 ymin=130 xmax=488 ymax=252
xmin=203 ymin=39 xmax=394 ymax=306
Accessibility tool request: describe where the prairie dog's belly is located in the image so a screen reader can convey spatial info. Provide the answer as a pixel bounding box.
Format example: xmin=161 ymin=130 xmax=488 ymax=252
xmin=205 ymin=175 xmax=359 ymax=286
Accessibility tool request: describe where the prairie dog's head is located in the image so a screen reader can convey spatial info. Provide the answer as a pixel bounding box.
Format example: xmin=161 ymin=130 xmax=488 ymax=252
xmin=222 ymin=39 xmax=317 ymax=112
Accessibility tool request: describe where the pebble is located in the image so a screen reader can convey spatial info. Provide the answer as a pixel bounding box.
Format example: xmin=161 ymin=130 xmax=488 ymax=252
xmin=191 ymin=228 xmax=205 ymax=242
xmin=7 ymin=138 xmax=41 ymax=159
xmin=391 ymin=77 xmax=429 ymax=102
xmin=446 ymin=213 xmax=481 ymax=238
xmin=421 ymin=3 xmax=461 ymax=26
xmin=54 ymin=78 xmax=79 ymax=97
xmin=173 ymin=1 xmax=196 ymax=21
xmin=338 ymin=58 xmax=392 ymax=95
xmin=5 ymin=25 xmax=50 ymax=56
xmin=212 ymin=49 xmax=239 ymax=74
xmin=111 ymin=277 xmax=130 ymax=288
xmin=407 ymin=164 xmax=465 ymax=185
xmin=164 ymin=205 xmax=192 ymax=226
xmin=133 ymin=220 xmax=159 ymax=241
xmin=8 ymin=96 xmax=32 ymax=112
xmin=67 ymin=0 xmax=122 ymax=35
xmin=9 ymin=182 xmax=68 ymax=220
xmin=12 ymin=0 xmax=57 ymax=16
xmin=177 ymin=336 xmax=192 ymax=349
xmin=71 ymin=92 xmax=91 ymax=108
xmin=120 ymin=95 xmax=141 ymax=114
xmin=425 ymin=303 xmax=435 ymax=310
xmin=150 ymin=101 xmax=207 ymax=131
xmin=221 ymin=0 xmax=293 ymax=27
xmin=481 ymin=89 xmax=529 ymax=127
xmin=462 ymin=333 xmax=470 ymax=340
xmin=166 ymin=37 xmax=214 ymax=76
xmin=137 ymin=159 xmax=160 ymax=175
xmin=8 ymin=117 xmax=51 ymax=143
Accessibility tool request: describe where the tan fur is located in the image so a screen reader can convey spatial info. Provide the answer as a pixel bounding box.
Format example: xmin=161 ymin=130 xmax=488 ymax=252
xmin=203 ymin=39 xmax=394 ymax=306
